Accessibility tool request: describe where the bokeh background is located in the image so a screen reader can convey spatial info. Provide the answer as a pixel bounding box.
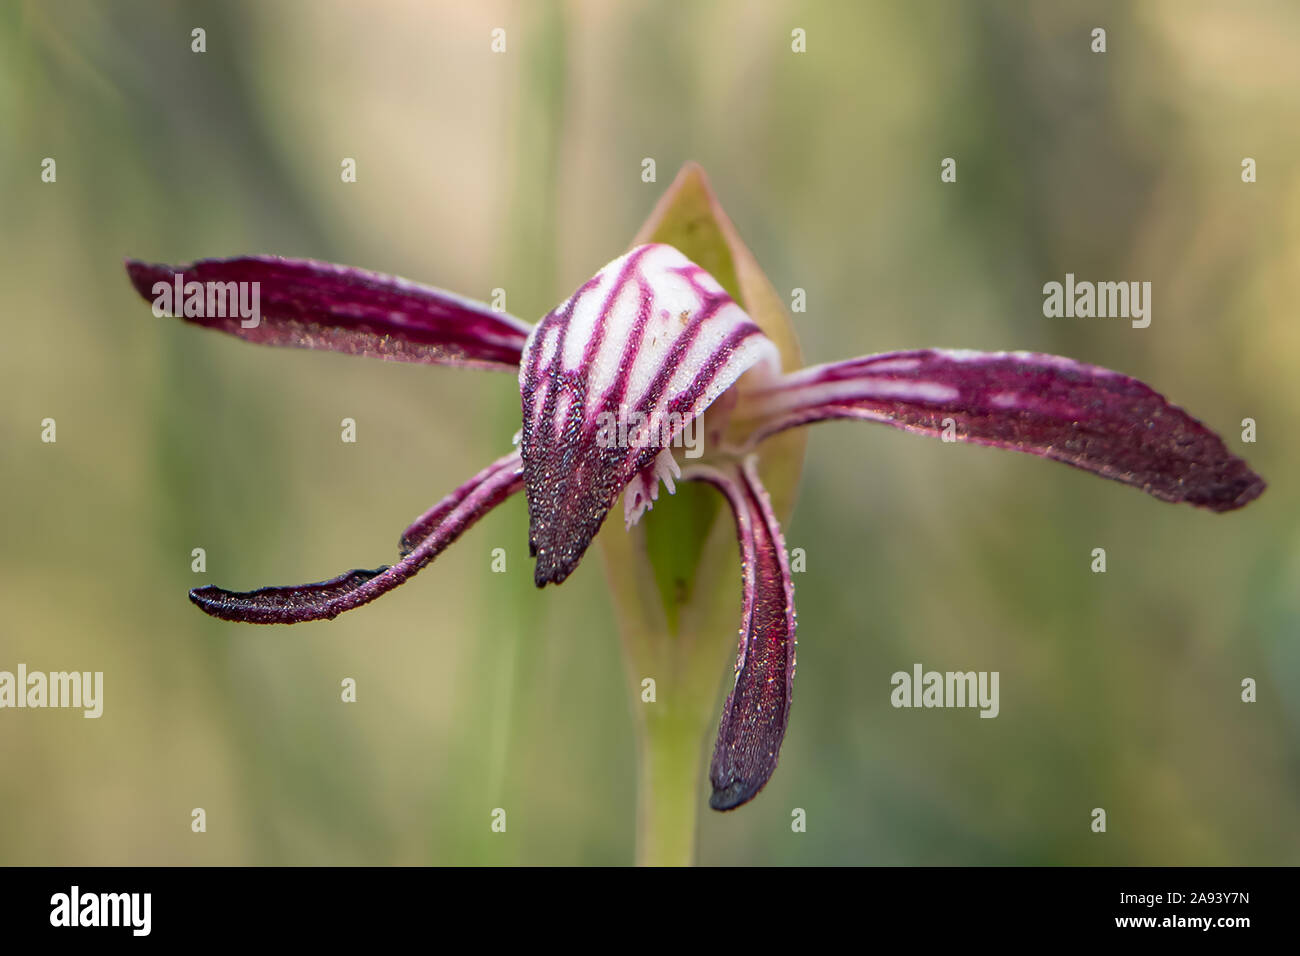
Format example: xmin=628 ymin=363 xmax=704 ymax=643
xmin=2 ymin=0 xmax=1297 ymax=865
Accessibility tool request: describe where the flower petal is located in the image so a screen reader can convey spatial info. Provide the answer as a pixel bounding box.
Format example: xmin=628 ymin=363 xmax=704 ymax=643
xmin=745 ymin=349 xmax=1265 ymax=512
xmin=684 ymin=457 xmax=797 ymax=811
xmin=190 ymin=450 xmax=523 ymax=623
xmin=518 ymin=243 xmax=780 ymax=586
xmin=125 ymin=256 xmax=532 ymax=370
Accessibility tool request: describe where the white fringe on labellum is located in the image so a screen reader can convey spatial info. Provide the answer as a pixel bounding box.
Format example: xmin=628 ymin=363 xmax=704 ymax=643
xmin=623 ymin=447 xmax=683 ymax=529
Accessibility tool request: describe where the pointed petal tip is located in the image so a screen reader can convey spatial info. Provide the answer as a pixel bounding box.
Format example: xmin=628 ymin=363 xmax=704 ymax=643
xmin=188 ymin=584 xmax=260 ymax=622
xmin=1211 ymin=470 xmax=1266 ymax=512
xmin=709 ymin=778 xmax=766 ymax=812
xmin=669 ymin=160 xmax=710 ymax=192
xmin=124 ymin=258 xmax=165 ymax=298
xmin=189 ymin=584 xmax=229 ymax=615
xmin=531 ymin=553 xmax=574 ymax=588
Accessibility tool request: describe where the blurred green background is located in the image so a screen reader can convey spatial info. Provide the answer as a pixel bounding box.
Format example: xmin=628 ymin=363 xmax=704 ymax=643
xmin=2 ymin=0 xmax=1297 ymax=865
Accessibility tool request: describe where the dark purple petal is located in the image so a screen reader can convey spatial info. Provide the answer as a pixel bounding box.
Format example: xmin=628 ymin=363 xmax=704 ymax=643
xmin=125 ymin=256 xmax=533 ymax=370
xmin=191 ymin=451 xmax=523 ymax=623
xmin=685 ymin=458 xmax=797 ymax=811
xmin=518 ymin=243 xmax=779 ymax=586
xmin=746 ymin=349 xmax=1265 ymax=512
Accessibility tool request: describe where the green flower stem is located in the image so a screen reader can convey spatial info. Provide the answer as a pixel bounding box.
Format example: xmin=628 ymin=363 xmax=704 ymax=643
xmin=634 ymin=703 xmax=709 ymax=866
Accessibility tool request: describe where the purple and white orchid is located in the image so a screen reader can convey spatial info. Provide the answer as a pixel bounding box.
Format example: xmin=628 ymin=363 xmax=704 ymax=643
xmin=125 ymin=167 xmax=1264 ymax=818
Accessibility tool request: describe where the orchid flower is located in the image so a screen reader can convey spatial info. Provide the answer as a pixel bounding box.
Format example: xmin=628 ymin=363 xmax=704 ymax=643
xmin=125 ymin=164 xmax=1264 ymax=852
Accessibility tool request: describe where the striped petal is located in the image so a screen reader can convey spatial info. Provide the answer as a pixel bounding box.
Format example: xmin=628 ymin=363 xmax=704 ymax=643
xmin=685 ymin=457 xmax=797 ymax=811
xmin=744 ymin=349 xmax=1265 ymax=512
xmin=190 ymin=451 xmax=523 ymax=623
xmin=518 ymin=244 xmax=780 ymax=585
xmin=126 ymin=256 xmax=532 ymax=370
